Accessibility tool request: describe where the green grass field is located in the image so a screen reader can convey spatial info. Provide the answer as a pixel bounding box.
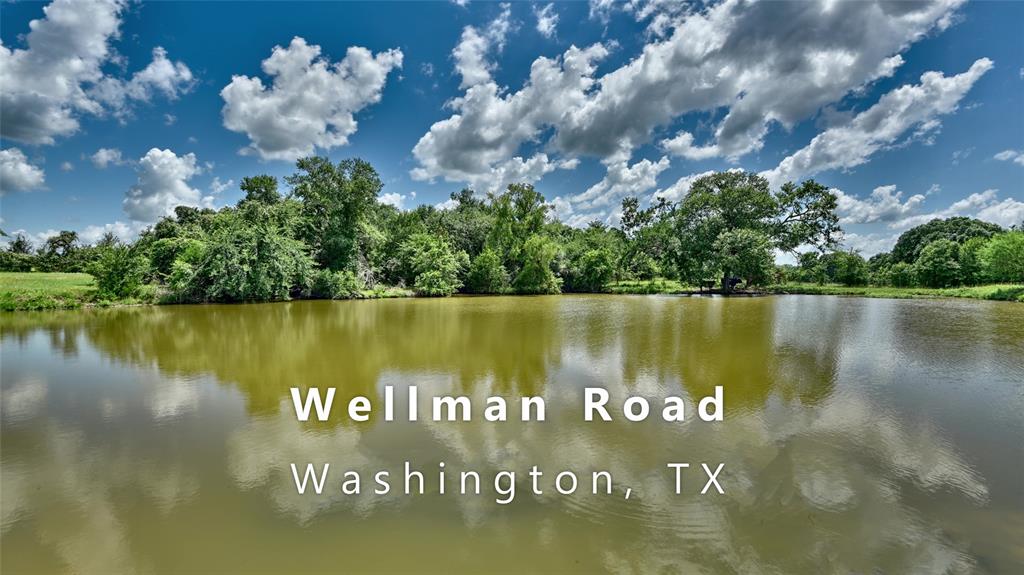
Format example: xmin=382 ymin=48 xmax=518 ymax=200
xmin=608 ymin=278 xmax=1024 ymax=301
xmin=607 ymin=279 xmax=690 ymax=294
xmin=0 ymin=272 xmax=163 ymax=311
xmin=0 ymin=272 xmax=98 ymax=311
xmin=766 ymin=282 xmax=1024 ymax=302
xmin=360 ymin=286 xmax=415 ymax=299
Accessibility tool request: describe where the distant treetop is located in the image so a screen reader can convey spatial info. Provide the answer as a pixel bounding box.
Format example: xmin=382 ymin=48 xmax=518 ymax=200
xmin=891 ymin=217 xmax=1004 ymax=263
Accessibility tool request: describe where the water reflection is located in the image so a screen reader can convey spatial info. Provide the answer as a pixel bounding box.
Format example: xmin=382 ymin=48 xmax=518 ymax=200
xmin=2 ymin=296 xmax=1022 ymax=573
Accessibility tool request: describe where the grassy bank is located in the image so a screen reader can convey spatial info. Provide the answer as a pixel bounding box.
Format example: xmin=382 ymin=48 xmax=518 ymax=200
xmin=359 ymin=286 xmax=415 ymax=299
xmin=766 ymin=282 xmax=1024 ymax=302
xmin=1 ymin=272 xmax=99 ymax=311
xmin=4 ymin=273 xmax=1022 ymax=311
xmin=0 ymin=272 xmax=161 ymax=311
xmin=609 ymin=279 xmax=1023 ymax=301
xmin=0 ymin=272 xmax=417 ymax=311
xmin=607 ymin=279 xmax=690 ymax=294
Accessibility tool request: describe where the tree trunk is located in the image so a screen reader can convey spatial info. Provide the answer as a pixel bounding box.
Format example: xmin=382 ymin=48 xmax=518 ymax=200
xmin=721 ymin=272 xmax=731 ymax=293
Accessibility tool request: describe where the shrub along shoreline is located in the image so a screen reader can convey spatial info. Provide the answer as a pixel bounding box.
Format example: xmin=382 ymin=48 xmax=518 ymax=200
xmin=2 ymin=273 xmax=1021 ymax=312
xmin=3 ymin=160 xmax=1022 ymax=311
xmin=0 ymin=272 xmax=414 ymax=311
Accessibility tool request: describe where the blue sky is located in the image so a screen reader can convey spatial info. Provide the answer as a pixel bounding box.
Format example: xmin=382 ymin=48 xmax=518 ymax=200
xmin=1 ymin=0 xmax=1021 ymax=256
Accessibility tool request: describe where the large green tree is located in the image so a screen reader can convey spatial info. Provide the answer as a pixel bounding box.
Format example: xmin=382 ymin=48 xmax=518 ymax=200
xmin=620 ymin=196 xmax=674 ymax=279
xmin=35 ymin=230 xmax=84 ymax=272
xmin=43 ymin=230 xmax=78 ymax=258
xmin=672 ymin=172 xmax=839 ymax=290
xmin=436 ymin=189 xmax=494 ymax=258
xmin=7 ymin=233 xmax=33 ymax=254
xmin=466 ymin=247 xmax=509 ymax=294
xmin=560 ymin=222 xmax=623 ymax=292
xmin=891 ymin=217 xmax=1003 ymax=263
xmin=887 ymin=262 xmax=917 ymax=287
xmin=512 ymin=235 xmax=561 ymax=294
xmin=958 ymin=236 xmax=988 ymax=285
xmin=287 ymin=157 xmax=382 ymax=271
xmin=980 ymin=231 xmax=1024 ymax=282
xmin=826 ymin=250 xmax=869 ymax=286
xmin=173 ymin=202 xmax=314 ymax=302
xmin=487 ymin=183 xmax=549 ymax=275
xmin=239 ymin=175 xmax=281 ymax=206
xmin=713 ymin=229 xmax=774 ymax=287
xmin=915 ymin=239 xmax=962 ymax=288
xmin=399 ymin=233 xmax=468 ymax=296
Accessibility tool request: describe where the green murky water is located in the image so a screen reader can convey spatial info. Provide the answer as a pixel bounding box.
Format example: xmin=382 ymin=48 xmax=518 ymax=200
xmin=2 ymin=295 xmax=1022 ymax=574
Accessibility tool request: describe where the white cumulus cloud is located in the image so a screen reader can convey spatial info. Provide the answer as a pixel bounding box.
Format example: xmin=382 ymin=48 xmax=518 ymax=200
xmin=654 ymin=168 xmax=744 ymax=203
xmin=888 ymin=189 xmax=1022 ymax=231
xmin=993 ymin=149 xmax=1024 ymax=166
xmin=556 ymin=0 xmax=963 ymax=161
xmin=90 ymin=47 xmax=195 ymax=120
xmin=762 ymin=59 xmax=992 ymax=187
xmin=220 ymin=37 xmax=403 ymax=161
xmin=411 ymin=42 xmax=608 ymax=190
xmin=122 ymin=148 xmax=212 ymax=223
xmin=835 ymin=185 xmax=926 ymax=225
xmin=572 ymin=157 xmax=671 ymax=211
xmin=534 ymin=4 xmax=559 ymax=39
xmin=379 ymin=192 xmax=407 ymax=209
xmin=91 ymin=148 xmax=127 ymax=169
xmin=209 ymin=177 xmax=234 ymax=195
xmin=976 ymin=197 xmax=1024 ymax=228
xmin=0 ymin=148 xmax=46 ymax=195
xmin=453 ymin=3 xmax=512 ymax=89
xmin=79 ymin=221 xmax=143 ymax=245
xmin=0 ymin=0 xmax=194 ymax=145
xmin=414 ymin=0 xmax=967 ymax=197
xmin=840 ymin=232 xmax=902 ymax=258
xmin=660 ymin=132 xmax=721 ymax=161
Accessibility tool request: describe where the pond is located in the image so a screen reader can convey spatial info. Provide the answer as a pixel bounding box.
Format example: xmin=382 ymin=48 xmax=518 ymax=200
xmin=2 ymin=295 xmax=1022 ymax=574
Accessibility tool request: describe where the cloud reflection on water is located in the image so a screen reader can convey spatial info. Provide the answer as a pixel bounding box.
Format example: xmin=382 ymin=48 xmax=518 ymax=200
xmin=1 ymin=295 xmax=1020 ymax=573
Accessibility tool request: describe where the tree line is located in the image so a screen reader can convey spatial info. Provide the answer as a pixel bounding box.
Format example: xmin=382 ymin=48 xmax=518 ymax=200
xmin=1 ymin=157 xmax=1021 ymax=301
xmin=784 ymin=217 xmax=1023 ymax=288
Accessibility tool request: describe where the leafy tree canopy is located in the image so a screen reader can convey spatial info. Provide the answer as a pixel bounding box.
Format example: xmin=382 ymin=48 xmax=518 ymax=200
xmin=620 ymin=195 xmax=673 ymax=280
xmin=891 ymin=217 xmax=1003 ymax=263
xmin=7 ymin=233 xmax=33 ymax=254
xmin=512 ymin=234 xmax=561 ymax=294
xmin=673 ymin=172 xmax=839 ymax=288
xmin=713 ymin=229 xmax=774 ymax=287
xmin=239 ymin=175 xmax=281 ymax=206
xmin=10 ymin=158 xmax=1008 ymax=297
xmin=915 ymin=239 xmax=962 ymax=288
xmin=487 ymin=183 xmax=549 ymax=274
xmin=399 ymin=233 xmax=468 ymax=297
xmin=287 ymin=156 xmax=382 ymax=271
xmin=466 ymin=247 xmax=509 ymax=294
xmin=980 ymin=231 xmax=1024 ymax=282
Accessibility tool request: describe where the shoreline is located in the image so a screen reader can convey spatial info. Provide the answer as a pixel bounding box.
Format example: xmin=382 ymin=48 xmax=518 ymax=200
xmin=762 ymin=283 xmax=1024 ymax=302
xmin=2 ymin=273 xmax=1022 ymax=312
